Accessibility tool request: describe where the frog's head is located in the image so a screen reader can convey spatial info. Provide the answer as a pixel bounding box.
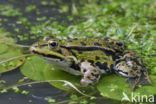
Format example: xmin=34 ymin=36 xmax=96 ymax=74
xmin=30 ymin=37 xmax=82 ymax=76
xmin=30 ymin=36 xmax=65 ymax=60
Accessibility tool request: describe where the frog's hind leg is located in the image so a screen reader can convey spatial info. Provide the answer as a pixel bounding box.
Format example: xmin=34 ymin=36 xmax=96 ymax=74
xmin=79 ymin=61 xmax=102 ymax=86
xmin=127 ymin=77 xmax=140 ymax=90
xmin=135 ymin=70 xmax=151 ymax=86
xmin=127 ymin=70 xmax=151 ymax=90
xmin=80 ymin=69 xmax=101 ymax=86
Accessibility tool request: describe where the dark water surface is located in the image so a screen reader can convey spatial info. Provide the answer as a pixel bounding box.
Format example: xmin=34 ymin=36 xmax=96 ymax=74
xmin=0 ymin=0 xmax=74 ymax=44
xmin=0 ymin=69 xmax=118 ymax=104
xmin=0 ymin=69 xmax=69 ymax=104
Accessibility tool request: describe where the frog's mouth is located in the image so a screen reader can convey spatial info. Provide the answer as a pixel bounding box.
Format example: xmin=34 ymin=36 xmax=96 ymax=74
xmin=30 ymin=46 xmax=65 ymax=60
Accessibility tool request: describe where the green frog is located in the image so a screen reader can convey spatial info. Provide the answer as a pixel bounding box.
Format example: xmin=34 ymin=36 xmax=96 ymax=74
xmin=30 ymin=36 xmax=151 ymax=89
xmin=30 ymin=36 xmax=124 ymax=86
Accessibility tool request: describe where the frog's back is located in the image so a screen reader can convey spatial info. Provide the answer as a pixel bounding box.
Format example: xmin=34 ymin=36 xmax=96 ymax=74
xmin=71 ymin=49 xmax=114 ymax=73
xmin=63 ymin=37 xmax=124 ymax=54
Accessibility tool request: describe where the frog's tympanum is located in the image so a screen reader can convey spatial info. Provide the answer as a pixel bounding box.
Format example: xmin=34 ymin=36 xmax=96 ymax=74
xmin=30 ymin=37 xmax=151 ymax=89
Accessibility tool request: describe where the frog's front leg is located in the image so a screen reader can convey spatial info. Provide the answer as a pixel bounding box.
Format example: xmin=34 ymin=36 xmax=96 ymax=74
xmin=66 ymin=56 xmax=79 ymax=64
xmin=79 ymin=61 xmax=102 ymax=86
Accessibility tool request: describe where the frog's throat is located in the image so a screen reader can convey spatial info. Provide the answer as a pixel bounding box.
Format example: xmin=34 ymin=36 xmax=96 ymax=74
xmin=30 ymin=46 xmax=65 ymax=60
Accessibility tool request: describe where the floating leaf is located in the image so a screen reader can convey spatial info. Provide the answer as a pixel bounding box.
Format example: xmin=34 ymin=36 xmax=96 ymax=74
xmin=21 ymin=56 xmax=80 ymax=91
xmin=0 ymin=35 xmax=25 ymax=73
xmin=20 ymin=56 xmax=46 ymax=80
xmin=97 ymin=74 xmax=156 ymax=101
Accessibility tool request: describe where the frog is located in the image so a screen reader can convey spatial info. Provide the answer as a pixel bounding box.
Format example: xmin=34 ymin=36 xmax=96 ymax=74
xmin=30 ymin=36 xmax=124 ymax=86
xmin=30 ymin=36 xmax=151 ymax=89
xmin=113 ymin=51 xmax=151 ymax=89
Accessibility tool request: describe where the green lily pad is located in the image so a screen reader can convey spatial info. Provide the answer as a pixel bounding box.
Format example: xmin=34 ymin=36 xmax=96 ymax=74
xmin=20 ymin=56 xmax=46 ymax=80
xmin=0 ymin=35 xmax=25 ymax=73
xmin=21 ymin=55 xmax=80 ymax=91
xmin=43 ymin=64 xmax=80 ymax=91
xmin=97 ymin=74 xmax=156 ymax=102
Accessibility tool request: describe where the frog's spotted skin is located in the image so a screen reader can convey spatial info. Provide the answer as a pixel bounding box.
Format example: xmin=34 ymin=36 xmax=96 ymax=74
xmin=30 ymin=36 xmax=122 ymax=86
xmin=64 ymin=37 xmax=124 ymax=57
xmin=67 ymin=49 xmax=114 ymax=86
xmin=80 ymin=61 xmax=102 ymax=86
xmin=71 ymin=49 xmax=114 ymax=71
xmin=30 ymin=37 xmax=150 ymax=88
xmin=114 ymin=52 xmax=151 ymax=89
xmin=65 ymin=37 xmax=124 ymax=51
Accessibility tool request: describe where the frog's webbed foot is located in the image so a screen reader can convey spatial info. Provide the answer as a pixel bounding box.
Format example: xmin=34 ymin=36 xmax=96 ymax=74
xmin=127 ymin=77 xmax=140 ymax=90
xmin=79 ymin=61 xmax=102 ymax=86
xmin=137 ymin=70 xmax=151 ymax=85
xmin=127 ymin=71 xmax=151 ymax=90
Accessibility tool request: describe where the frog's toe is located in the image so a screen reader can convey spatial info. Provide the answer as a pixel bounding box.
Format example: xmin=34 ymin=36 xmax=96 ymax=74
xmin=127 ymin=77 xmax=139 ymax=90
xmin=80 ymin=78 xmax=93 ymax=87
xmin=128 ymin=73 xmax=151 ymax=90
xmin=138 ymin=71 xmax=151 ymax=85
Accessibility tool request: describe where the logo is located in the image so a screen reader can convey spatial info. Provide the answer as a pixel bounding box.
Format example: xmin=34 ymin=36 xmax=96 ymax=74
xmin=121 ymin=92 xmax=155 ymax=103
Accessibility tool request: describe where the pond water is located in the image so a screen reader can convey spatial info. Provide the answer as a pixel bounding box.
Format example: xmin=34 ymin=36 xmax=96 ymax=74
xmin=0 ymin=69 xmax=120 ymax=104
xmin=0 ymin=69 xmax=69 ymax=104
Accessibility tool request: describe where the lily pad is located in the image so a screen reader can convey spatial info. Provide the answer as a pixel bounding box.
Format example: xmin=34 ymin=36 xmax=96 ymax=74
xmin=21 ymin=55 xmax=80 ymax=91
xmin=97 ymin=74 xmax=156 ymax=102
xmin=0 ymin=35 xmax=25 ymax=73
xmin=43 ymin=64 xmax=80 ymax=91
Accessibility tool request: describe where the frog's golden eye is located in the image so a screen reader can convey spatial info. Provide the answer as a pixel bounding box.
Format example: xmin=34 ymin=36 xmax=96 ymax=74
xmin=48 ymin=40 xmax=58 ymax=48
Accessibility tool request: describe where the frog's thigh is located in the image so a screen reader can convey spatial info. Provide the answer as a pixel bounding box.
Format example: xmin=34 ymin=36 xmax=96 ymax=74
xmin=79 ymin=61 xmax=101 ymax=86
xmin=80 ymin=61 xmax=101 ymax=74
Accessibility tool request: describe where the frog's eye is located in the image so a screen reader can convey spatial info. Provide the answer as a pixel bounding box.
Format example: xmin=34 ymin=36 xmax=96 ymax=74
xmin=48 ymin=40 xmax=58 ymax=48
xmin=116 ymin=42 xmax=124 ymax=46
